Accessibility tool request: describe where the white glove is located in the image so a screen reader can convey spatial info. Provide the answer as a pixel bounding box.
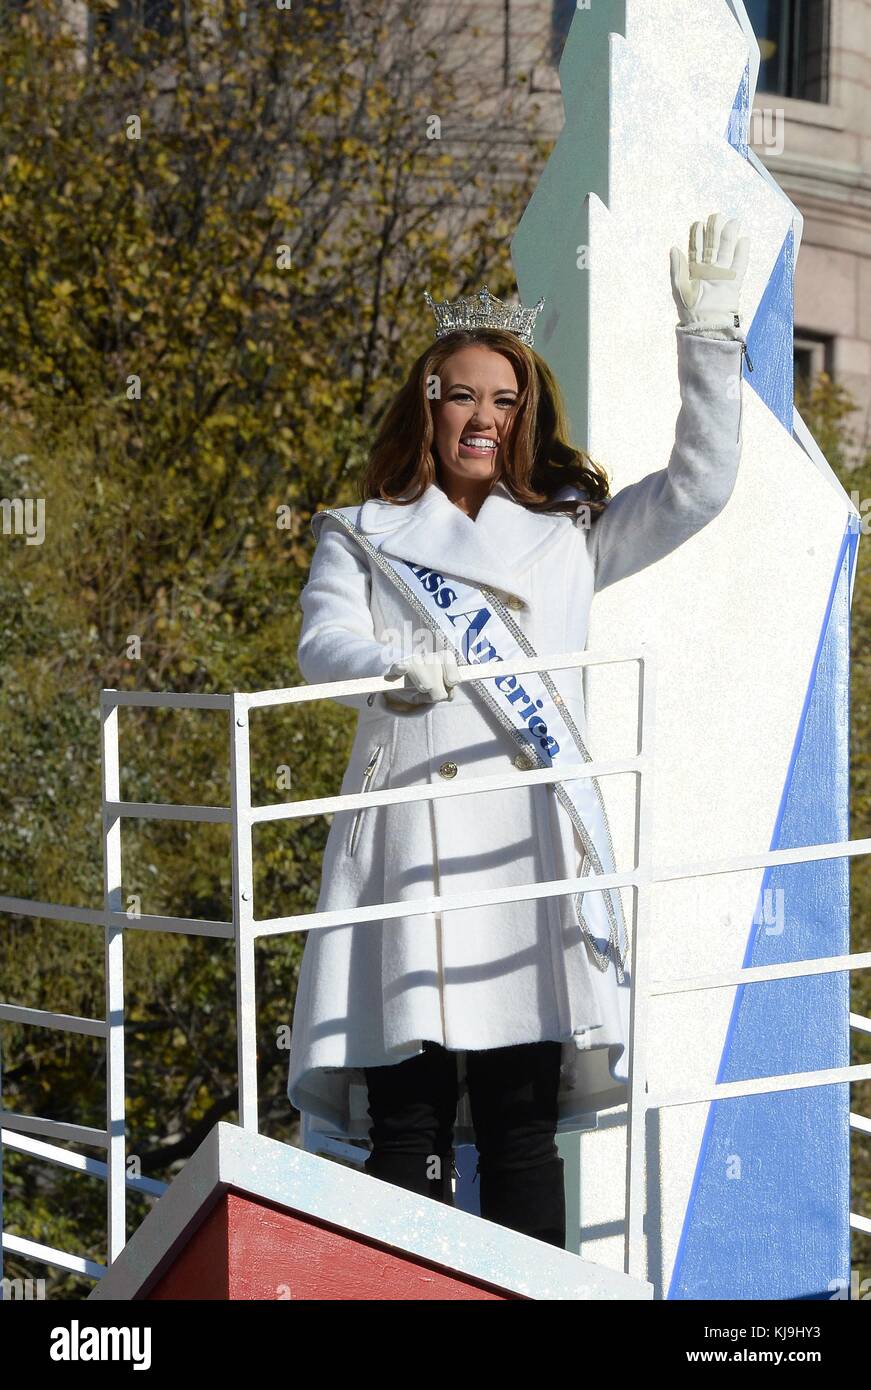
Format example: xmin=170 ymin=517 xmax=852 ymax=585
xmin=670 ymin=212 xmax=750 ymax=336
xmin=384 ymin=650 xmax=461 ymax=705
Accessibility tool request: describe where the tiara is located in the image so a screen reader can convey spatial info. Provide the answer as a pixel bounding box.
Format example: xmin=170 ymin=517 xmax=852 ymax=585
xmin=423 ymin=284 xmax=546 ymax=347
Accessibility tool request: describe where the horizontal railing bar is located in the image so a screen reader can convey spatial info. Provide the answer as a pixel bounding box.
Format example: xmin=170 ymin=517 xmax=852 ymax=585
xmin=657 ymin=837 xmax=871 ymax=882
xmin=4 ymin=882 xmax=870 ymax=951
xmin=5 ymin=898 xmax=861 ymax=996
xmin=850 ymin=1012 xmax=871 ymax=1034
xmin=0 ymin=1004 xmax=107 ymax=1038
xmin=647 ymin=1062 xmax=871 ymax=1111
xmin=252 ymin=756 xmax=643 ymax=824
xmin=254 ymin=864 xmax=637 ymax=938
xmin=0 ymin=1110 xmax=109 ymax=1148
xmin=105 ymin=800 xmax=232 ymax=824
xmin=0 ymin=1130 xmax=167 ymax=1195
xmin=89 ymin=822 xmax=871 ymax=886
xmin=101 ymin=690 xmax=232 ymax=711
xmin=849 ymin=1213 xmax=871 ymax=1236
xmin=1 ymin=1232 xmax=106 ymax=1279
xmin=850 ymin=1113 xmax=871 ymax=1137
xmin=243 ymin=647 xmax=647 ymax=710
xmin=0 ymin=895 xmax=104 ymax=926
xmin=105 ymin=911 xmax=234 ymax=939
xmin=5 ymin=895 xmax=870 ymax=986
xmin=0 ymin=898 xmax=233 ymax=939
xmin=650 ymin=952 xmax=871 ymax=996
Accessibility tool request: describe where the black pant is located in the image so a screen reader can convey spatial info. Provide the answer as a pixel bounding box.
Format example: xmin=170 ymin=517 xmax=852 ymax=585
xmin=363 ymin=1040 xmax=566 ymax=1248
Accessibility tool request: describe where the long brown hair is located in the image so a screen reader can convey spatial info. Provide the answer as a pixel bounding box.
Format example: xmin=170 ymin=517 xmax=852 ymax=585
xmin=362 ymin=327 xmax=611 ymax=518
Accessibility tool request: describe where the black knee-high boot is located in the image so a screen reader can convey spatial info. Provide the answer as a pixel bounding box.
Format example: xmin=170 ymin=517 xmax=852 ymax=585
xmin=476 ymin=1154 xmax=566 ymax=1249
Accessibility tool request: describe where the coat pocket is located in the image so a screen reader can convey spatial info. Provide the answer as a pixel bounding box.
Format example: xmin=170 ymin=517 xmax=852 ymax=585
xmin=347 ymin=742 xmax=386 ymax=856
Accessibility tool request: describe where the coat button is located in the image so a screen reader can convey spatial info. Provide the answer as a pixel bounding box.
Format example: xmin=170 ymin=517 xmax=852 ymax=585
xmin=438 ymin=761 xmax=459 ymax=779
xmin=506 ymin=595 xmax=523 ymax=610
xmin=513 ymin=749 xmax=536 ymax=771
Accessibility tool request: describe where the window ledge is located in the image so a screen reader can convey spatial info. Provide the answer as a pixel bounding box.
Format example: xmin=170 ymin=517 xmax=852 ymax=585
xmin=753 ymin=91 xmax=845 ymax=131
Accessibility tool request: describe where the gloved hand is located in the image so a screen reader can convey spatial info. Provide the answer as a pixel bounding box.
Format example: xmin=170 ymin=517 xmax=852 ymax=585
xmin=670 ymin=212 xmax=750 ymax=336
xmin=384 ymin=650 xmax=461 ymax=705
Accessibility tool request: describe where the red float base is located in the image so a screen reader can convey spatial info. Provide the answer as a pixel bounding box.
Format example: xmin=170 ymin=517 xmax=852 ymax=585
xmin=147 ymin=1190 xmax=517 ymax=1301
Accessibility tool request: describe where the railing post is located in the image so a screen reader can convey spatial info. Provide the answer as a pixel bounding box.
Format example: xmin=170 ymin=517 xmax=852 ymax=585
xmin=624 ymin=644 xmax=657 ymax=1281
xmin=230 ymin=694 xmax=258 ymax=1132
xmin=100 ymin=692 xmax=127 ymax=1264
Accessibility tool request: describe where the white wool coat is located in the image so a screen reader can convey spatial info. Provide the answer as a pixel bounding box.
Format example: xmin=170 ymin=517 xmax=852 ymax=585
xmin=287 ymin=325 xmax=745 ymax=1146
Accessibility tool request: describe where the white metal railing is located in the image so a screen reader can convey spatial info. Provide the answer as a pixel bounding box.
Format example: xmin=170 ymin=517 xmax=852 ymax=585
xmin=0 ymin=641 xmax=868 ymax=1290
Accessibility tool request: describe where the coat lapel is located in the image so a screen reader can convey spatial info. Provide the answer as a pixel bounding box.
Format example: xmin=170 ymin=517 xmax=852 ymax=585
xmin=358 ymin=480 xmax=569 ymax=608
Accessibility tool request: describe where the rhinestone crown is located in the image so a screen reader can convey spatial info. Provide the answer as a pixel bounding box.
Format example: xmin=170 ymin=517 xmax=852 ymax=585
xmin=423 ymin=284 xmax=546 ymax=348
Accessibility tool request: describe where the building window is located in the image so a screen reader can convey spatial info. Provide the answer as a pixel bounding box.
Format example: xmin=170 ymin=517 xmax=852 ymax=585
xmin=745 ymin=0 xmax=829 ymax=102
xmin=550 ymin=0 xmax=576 ymax=67
xmin=794 ymin=331 xmax=832 ymax=386
xmin=550 ymin=2 xmax=830 ymax=99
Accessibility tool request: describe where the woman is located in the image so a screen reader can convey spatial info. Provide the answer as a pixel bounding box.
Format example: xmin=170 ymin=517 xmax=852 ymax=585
xmin=287 ymin=213 xmax=752 ymax=1249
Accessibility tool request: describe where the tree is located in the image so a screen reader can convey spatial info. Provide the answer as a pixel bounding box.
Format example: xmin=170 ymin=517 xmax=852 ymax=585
xmin=0 ymin=0 xmax=550 ymax=1297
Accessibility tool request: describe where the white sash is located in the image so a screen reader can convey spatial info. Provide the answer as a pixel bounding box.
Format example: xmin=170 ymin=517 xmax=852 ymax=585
xmin=321 ymin=509 xmax=630 ymax=981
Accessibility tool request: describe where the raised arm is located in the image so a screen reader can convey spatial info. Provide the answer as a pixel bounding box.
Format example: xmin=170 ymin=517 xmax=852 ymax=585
xmin=297 ymin=515 xmax=399 ymax=711
xmin=590 ymin=325 xmax=745 ymax=593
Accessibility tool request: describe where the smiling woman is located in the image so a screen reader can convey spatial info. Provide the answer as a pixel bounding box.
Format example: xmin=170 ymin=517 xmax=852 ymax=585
xmin=288 ymin=222 xmax=750 ymax=1247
